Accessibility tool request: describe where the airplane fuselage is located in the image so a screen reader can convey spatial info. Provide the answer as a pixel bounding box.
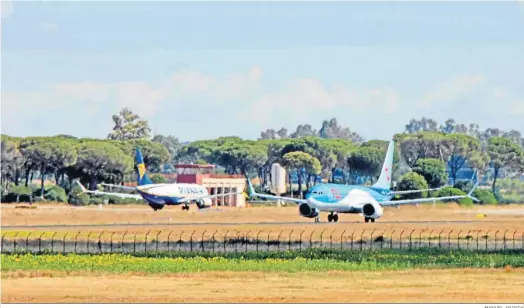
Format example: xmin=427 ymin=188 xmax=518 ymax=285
xmin=136 ymin=183 xmax=212 ymax=207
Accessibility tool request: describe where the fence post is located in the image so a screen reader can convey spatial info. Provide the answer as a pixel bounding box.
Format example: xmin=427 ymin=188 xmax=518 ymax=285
xmin=87 ymin=232 xmax=93 ymax=253
xmin=98 ymin=232 xmax=104 ymax=254
xmin=418 ymin=229 xmax=425 ymax=249
xmin=475 ymin=230 xmax=481 ymax=251
xmin=156 ymin=231 xmax=161 ymax=252
xmin=245 ymin=230 xmax=252 ymax=253
xmin=447 ymin=229 xmax=453 ymax=251
xmin=427 ymin=230 xmax=433 ymax=248
xmin=133 ymin=232 xmax=138 ymax=253
xmin=51 ymin=232 xmax=58 ymax=253
xmin=512 ymin=230 xmax=517 ymax=250
xmin=190 ymin=230 xmax=196 ymax=253
xmin=26 ymin=232 xmax=32 ymax=252
xmin=351 ymin=230 xmax=356 ymax=250
xmin=121 ymin=231 xmax=127 ymax=253
xmin=287 ymin=230 xmax=293 ymax=251
xmin=266 ymin=230 xmax=272 ymax=252
xmin=370 ymin=229 xmax=376 ymax=250
xmin=390 ymin=230 xmax=396 ymax=249
xmin=179 ymin=231 xmax=184 ymax=252
xmin=201 ymin=230 xmax=207 ymax=252
xmin=38 ymin=232 xmax=44 ymax=253
xmin=466 ymin=230 xmax=472 ymax=250
xmin=277 ymin=230 xmax=284 ymax=251
xmin=145 ymin=231 xmax=151 ymax=253
xmin=494 ymin=230 xmax=500 ymax=250
xmin=256 ymin=230 xmax=262 ymax=253
xmin=1 ymin=233 xmax=6 ymax=251
xmin=320 ymin=229 xmax=327 ymax=248
xmin=360 ymin=230 xmax=365 ymax=251
xmin=457 ymin=230 xmax=462 ymax=250
xmin=485 ymin=229 xmax=490 ymax=251
xmin=503 ymin=229 xmax=508 ymax=250
xmin=167 ymin=231 xmax=173 ymax=252
xmin=13 ymin=232 xmax=19 ymax=252
xmin=110 ymin=232 xmax=116 ymax=253
xmin=399 ymin=230 xmax=405 ymax=250
xmin=409 ymin=230 xmax=415 ymax=250
xmin=235 ymin=231 xmax=241 ymax=253
xmin=340 ymin=229 xmax=346 ymax=250
xmin=212 ymin=230 xmax=218 ymax=253
xmin=438 ymin=230 xmax=444 ymax=248
xmin=224 ymin=230 xmax=229 ymax=253
xmin=74 ymin=232 xmax=80 ymax=253
xmin=329 ymin=230 xmax=335 ymax=249
xmin=62 ymin=233 xmax=68 ymax=253
xmin=380 ymin=230 xmax=386 ymax=249
xmin=309 ymin=230 xmax=315 ymax=249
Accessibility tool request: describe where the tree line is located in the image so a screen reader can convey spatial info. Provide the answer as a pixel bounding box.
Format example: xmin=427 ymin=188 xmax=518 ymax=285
xmin=1 ymin=108 xmax=523 ymax=204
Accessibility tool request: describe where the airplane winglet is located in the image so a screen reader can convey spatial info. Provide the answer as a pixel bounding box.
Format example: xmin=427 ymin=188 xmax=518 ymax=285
xmin=244 ymin=174 xmax=256 ymax=197
xmin=74 ymin=180 xmax=87 ymax=193
xmin=466 ymin=180 xmax=480 ymax=203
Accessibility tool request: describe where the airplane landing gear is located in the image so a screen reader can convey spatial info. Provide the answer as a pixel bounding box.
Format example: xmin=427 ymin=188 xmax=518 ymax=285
xmin=328 ymin=212 xmax=339 ymax=223
xmin=314 ymin=216 xmax=320 ymax=223
xmin=364 ymin=217 xmax=375 ymax=223
xmin=181 ymin=204 xmax=190 ymax=211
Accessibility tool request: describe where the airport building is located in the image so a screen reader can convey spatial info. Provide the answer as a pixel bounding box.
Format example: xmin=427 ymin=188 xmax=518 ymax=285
xmin=174 ymin=164 xmax=247 ymax=207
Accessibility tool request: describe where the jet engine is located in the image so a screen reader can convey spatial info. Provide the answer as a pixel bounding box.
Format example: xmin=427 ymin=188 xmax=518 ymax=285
xmin=196 ymin=199 xmax=212 ymax=209
xmin=299 ymin=203 xmax=319 ymax=218
xmin=361 ymin=202 xmax=383 ymax=220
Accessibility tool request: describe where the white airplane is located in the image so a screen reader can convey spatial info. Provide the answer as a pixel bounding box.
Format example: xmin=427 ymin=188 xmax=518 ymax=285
xmin=245 ymin=140 xmax=479 ymax=223
xmin=75 ymin=148 xmax=241 ymax=211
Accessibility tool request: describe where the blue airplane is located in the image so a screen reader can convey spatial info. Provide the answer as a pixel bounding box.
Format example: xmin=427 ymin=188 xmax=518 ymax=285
xmin=246 ymin=140 xmax=479 ymax=223
xmin=77 ymin=147 xmax=241 ymax=211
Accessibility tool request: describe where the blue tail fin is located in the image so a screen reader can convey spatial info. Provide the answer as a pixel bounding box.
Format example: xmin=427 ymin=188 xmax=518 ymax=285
xmin=135 ymin=147 xmax=153 ymax=186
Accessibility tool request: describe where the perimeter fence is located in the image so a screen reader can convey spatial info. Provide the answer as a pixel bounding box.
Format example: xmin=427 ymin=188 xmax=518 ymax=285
xmin=1 ymin=228 xmax=523 ymax=254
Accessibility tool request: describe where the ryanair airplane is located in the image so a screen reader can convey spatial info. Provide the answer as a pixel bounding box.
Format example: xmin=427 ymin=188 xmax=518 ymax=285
xmin=76 ymin=148 xmax=241 ymax=211
xmin=246 ymin=140 xmax=479 ymax=223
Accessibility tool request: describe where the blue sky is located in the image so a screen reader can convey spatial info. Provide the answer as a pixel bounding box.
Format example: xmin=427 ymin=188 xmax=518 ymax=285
xmin=2 ymin=1 xmax=523 ymax=142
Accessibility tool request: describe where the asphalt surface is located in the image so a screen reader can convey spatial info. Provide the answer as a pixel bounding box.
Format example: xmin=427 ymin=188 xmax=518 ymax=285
xmin=2 ymin=220 xmax=517 ymax=229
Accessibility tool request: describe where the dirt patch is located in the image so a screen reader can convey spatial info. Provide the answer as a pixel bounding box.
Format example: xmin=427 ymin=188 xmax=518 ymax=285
xmin=2 ymin=268 xmax=524 ymax=303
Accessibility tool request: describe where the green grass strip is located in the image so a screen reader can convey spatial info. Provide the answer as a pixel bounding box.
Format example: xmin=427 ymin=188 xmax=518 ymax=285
xmin=2 ymin=249 xmax=523 ymax=274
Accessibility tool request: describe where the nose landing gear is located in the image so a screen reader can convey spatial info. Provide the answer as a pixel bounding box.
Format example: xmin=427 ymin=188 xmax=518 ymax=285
xmin=364 ymin=217 xmax=376 ymax=223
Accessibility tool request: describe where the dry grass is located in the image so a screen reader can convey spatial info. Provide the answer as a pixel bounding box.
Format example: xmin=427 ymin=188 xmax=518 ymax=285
xmin=2 ymin=203 xmax=523 ymax=243
xmin=2 ymin=268 xmax=524 ymax=303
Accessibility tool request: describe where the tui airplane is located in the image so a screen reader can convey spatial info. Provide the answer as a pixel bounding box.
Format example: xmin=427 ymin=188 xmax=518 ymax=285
xmin=245 ymin=140 xmax=478 ymax=223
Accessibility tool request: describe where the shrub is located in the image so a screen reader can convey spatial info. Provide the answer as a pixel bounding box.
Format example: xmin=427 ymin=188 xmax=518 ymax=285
xmin=412 ymin=158 xmax=448 ymax=188
xmin=453 ymin=180 xmax=474 ymax=193
xmin=458 ymin=197 xmax=474 ymax=206
xmin=472 ymin=189 xmax=497 ymax=205
xmin=68 ymin=186 xmax=90 ymax=206
xmin=44 ymin=186 xmax=68 ymax=202
xmin=150 ymin=174 xmax=167 ymax=184
xmin=396 ymin=172 xmax=429 ymax=199
xmin=89 ymin=197 xmax=106 ymax=205
xmin=3 ymin=185 xmax=34 ymax=203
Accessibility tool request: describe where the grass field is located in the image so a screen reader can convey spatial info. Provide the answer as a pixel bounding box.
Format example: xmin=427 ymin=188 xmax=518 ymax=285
xmin=3 ymin=269 xmax=524 ymax=303
xmin=2 ymin=250 xmax=524 ymax=303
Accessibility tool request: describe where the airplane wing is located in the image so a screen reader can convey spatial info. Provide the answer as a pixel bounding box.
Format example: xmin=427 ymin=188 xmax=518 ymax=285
xmin=390 ymin=185 xmax=451 ymax=195
xmin=379 ymin=182 xmax=479 ymax=207
xmin=74 ymin=180 xmax=143 ymax=200
xmin=178 ymin=192 xmax=243 ymax=204
xmin=99 ymin=183 xmax=138 ymax=192
xmin=245 ymin=175 xmax=306 ymax=204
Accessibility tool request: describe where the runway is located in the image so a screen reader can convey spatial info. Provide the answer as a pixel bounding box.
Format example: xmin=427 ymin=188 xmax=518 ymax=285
xmin=1 ymin=219 xmax=517 ymax=229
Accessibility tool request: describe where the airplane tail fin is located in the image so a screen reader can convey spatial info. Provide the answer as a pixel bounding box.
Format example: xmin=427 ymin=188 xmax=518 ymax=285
xmin=372 ymin=140 xmax=394 ymax=190
xmin=135 ymin=147 xmax=153 ymax=186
